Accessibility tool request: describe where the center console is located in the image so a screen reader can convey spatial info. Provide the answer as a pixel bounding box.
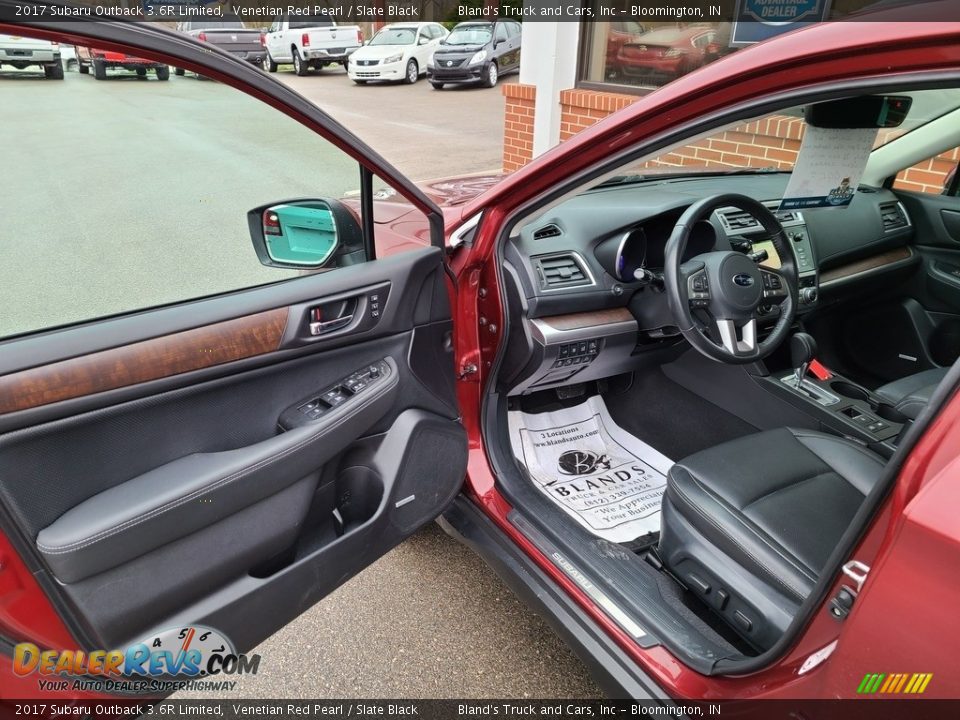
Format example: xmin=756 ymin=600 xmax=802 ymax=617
xmin=716 ymin=202 xmax=820 ymax=318
xmin=758 ymin=334 xmax=909 ymax=457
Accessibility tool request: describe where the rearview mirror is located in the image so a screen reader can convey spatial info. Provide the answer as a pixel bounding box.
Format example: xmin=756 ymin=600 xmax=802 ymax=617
xmin=247 ymin=198 xmax=365 ymax=270
xmin=804 ymin=95 xmax=913 ymax=129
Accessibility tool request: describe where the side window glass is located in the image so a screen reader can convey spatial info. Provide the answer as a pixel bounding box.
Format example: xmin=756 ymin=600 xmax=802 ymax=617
xmin=495 ymin=24 xmax=508 ymax=44
xmin=894 ymin=147 xmax=960 ymax=194
xmin=2 ymin=31 xmax=426 ymax=339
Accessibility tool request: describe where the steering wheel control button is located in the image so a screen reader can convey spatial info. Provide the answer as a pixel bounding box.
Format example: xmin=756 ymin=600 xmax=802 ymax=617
xmin=687 ymin=270 xmax=711 ymax=306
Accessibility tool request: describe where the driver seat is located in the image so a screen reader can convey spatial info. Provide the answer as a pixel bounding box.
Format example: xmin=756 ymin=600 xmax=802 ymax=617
xmin=658 ymin=427 xmax=884 ymax=651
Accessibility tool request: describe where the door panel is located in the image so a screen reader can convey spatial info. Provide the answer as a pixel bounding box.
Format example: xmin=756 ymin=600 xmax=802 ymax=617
xmin=897 ymin=190 xmax=960 ymax=366
xmin=0 ymin=247 xmax=466 ymax=651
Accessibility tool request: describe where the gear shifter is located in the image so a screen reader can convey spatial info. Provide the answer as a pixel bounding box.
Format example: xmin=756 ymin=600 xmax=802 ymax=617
xmin=790 ymin=332 xmax=818 ymax=388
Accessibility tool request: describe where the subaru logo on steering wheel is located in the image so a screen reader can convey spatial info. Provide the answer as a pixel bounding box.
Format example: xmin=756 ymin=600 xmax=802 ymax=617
xmin=732 ymin=273 xmax=754 ymax=287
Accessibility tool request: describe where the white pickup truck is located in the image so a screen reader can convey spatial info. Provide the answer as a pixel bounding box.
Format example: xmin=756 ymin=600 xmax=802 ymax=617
xmin=262 ymin=18 xmax=363 ymax=76
xmin=0 ymin=32 xmax=63 ymax=79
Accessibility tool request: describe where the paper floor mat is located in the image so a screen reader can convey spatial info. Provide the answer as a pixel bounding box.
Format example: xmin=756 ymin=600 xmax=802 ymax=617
xmin=508 ymin=396 xmax=673 ymax=544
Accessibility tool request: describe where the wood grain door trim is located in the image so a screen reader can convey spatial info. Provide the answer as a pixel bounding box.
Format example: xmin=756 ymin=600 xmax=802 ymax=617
xmin=537 ymin=307 xmax=634 ymax=331
xmin=0 ymin=308 xmax=289 ymax=415
xmin=820 ymin=246 xmax=914 ymax=285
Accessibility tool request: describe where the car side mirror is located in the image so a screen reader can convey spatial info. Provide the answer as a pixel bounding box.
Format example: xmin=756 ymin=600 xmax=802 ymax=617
xmin=418 ymin=37 xmax=429 ymax=45
xmin=248 ymin=198 xmax=364 ymax=270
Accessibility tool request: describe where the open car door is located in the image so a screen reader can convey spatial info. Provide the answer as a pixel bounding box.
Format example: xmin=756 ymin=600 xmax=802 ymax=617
xmin=0 ymin=10 xmax=466 ymax=693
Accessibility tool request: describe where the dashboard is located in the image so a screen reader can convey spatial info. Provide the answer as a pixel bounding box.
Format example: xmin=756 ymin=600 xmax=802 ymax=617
xmin=502 ymin=173 xmax=915 ymax=395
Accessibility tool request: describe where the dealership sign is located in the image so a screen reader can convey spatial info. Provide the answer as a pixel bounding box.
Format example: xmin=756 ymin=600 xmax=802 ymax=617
xmin=731 ymin=0 xmax=833 ymax=45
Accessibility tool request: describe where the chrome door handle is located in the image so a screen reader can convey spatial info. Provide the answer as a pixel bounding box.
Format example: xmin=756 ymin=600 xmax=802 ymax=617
xmin=309 ymin=314 xmax=353 ymax=336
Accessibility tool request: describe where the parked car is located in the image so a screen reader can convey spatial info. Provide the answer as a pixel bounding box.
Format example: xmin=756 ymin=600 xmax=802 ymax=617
xmin=58 ymin=42 xmax=76 ymax=72
xmin=174 ymin=16 xmax=265 ymax=74
xmin=0 ymin=32 xmax=62 ymax=78
xmin=6 ymin=1 xmax=960 ymax=704
xmin=262 ymin=16 xmax=362 ymax=76
xmin=616 ymin=25 xmax=718 ymax=84
xmin=605 ymin=21 xmax=646 ymax=79
xmin=76 ymin=46 xmax=169 ymax=80
xmin=347 ymin=21 xmax=447 ymax=85
xmin=427 ymin=19 xmax=521 ymax=90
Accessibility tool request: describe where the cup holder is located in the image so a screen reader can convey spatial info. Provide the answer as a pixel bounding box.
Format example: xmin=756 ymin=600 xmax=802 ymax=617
xmin=875 ymin=403 xmax=910 ymax=424
xmin=831 ymin=381 xmax=872 ymax=403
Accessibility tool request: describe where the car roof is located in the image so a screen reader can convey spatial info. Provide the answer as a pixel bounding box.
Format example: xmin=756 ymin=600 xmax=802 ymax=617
xmin=455 ymin=21 xmax=493 ymax=27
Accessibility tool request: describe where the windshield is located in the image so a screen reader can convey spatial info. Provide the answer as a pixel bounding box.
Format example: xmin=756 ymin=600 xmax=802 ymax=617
xmin=369 ymin=27 xmax=416 ymax=46
xmin=597 ymin=89 xmax=960 ymax=187
xmin=445 ymin=26 xmax=492 ymax=46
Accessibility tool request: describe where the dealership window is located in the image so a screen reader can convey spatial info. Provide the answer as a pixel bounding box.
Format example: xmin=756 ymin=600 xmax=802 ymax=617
xmin=578 ymin=17 xmax=735 ymax=92
xmin=576 ymin=1 xmax=892 ymax=94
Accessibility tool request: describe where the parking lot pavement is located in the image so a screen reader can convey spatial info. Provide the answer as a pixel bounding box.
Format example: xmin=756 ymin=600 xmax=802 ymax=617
xmin=180 ymin=524 xmax=601 ymax=699
xmin=273 ymin=64 xmax=511 ymax=179
xmin=5 ymin=63 xmax=599 ymax=697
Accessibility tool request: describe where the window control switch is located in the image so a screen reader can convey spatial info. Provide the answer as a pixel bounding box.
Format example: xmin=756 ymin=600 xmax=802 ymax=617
xmin=280 ymin=359 xmax=391 ymax=430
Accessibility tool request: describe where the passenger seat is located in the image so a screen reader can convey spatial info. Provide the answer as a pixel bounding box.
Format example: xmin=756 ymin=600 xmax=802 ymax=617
xmin=875 ymin=367 xmax=948 ymax=420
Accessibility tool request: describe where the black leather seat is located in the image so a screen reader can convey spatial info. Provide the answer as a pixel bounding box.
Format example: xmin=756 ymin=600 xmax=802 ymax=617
xmin=658 ymin=427 xmax=885 ymax=650
xmin=875 ymin=367 xmax=947 ymax=420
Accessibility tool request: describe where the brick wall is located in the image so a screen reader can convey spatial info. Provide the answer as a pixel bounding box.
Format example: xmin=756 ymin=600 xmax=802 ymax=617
xmin=895 ymin=146 xmax=960 ymax=194
xmin=502 ymin=84 xmax=536 ymax=173
xmin=637 ymin=115 xmax=804 ymax=171
xmin=559 ymin=88 xmax=639 ymax=141
xmin=502 ymin=83 xmax=957 ymax=194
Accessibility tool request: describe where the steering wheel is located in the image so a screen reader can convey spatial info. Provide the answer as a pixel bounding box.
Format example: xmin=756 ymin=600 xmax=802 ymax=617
xmin=664 ymin=194 xmax=798 ymax=364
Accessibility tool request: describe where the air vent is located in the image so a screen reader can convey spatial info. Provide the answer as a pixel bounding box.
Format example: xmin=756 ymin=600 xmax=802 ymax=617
xmin=717 ymin=208 xmax=761 ymax=232
xmin=718 ymin=204 xmax=799 ymax=231
xmin=880 ymin=202 xmax=909 ymax=232
xmin=762 ymin=201 xmax=799 ymax=224
xmin=533 ymin=223 xmax=562 ymax=240
xmin=534 ymin=253 xmax=592 ymax=290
